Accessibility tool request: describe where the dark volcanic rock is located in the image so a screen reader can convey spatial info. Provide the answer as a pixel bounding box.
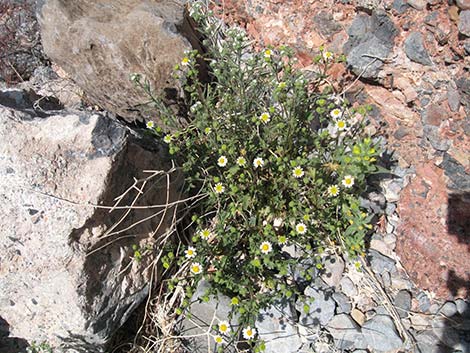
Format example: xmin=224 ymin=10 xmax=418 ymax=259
xmin=404 ymin=32 xmax=433 ymax=66
xmin=343 ymin=11 xmax=398 ymax=80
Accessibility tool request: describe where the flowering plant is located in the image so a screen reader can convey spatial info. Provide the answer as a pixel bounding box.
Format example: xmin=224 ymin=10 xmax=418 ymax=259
xmin=142 ymin=3 xmax=383 ymax=351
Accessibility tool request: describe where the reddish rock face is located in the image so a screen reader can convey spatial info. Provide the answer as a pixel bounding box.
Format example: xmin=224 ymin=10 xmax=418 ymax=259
xmin=396 ymin=163 xmax=470 ymax=299
xmin=212 ymin=0 xmax=470 ymax=299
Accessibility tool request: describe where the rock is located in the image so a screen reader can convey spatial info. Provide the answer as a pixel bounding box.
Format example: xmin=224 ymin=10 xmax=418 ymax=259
xmin=381 ymin=179 xmax=402 ymax=203
xmin=340 ymin=276 xmax=358 ymax=297
xmin=360 ymin=191 xmax=386 ymax=213
xmin=404 ymin=32 xmax=433 ymax=66
xmin=410 ymin=313 xmax=431 ymax=330
xmin=0 ymin=89 xmax=177 ymax=350
xmin=182 ymin=280 xmax=238 ymax=353
xmin=0 ymin=1 xmax=46 ymax=83
xmin=344 ymin=12 xmax=397 ymax=81
xmin=441 ymin=153 xmax=470 ymax=190
xmin=417 ymin=291 xmax=432 ymax=312
xmin=327 ymin=314 xmax=366 ymax=350
xmin=447 ymin=86 xmax=461 ymax=112
xmin=297 ymin=287 xmax=336 ymax=327
xmin=367 ymin=249 xmax=397 ymax=275
xmin=355 ymin=0 xmax=382 ymax=14
xmin=37 ymin=0 xmax=193 ymax=123
xmin=370 ymin=238 xmax=394 ymax=258
xmin=432 ymin=317 xmax=461 ymax=347
xmin=321 ymin=254 xmax=345 ymax=288
xmin=459 ymin=10 xmax=470 ymax=37
xmin=455 ymin=299 xmax=469 ymax=315
xmin=392 ymin=0 xmax=410 ymax=14
xmin=333 ymin=292 xmax=352 ymax=314
xmin=393 ymin=126 xmax=410 ymax=140
xmin=351 ymin=308 xmax=366 ymax=326
xmin=423 ymin=125 xmax=451 ymax=152
xmin=396 ymin=161 xmax=470 ymax=300
xmin=463 ymin=39 xmax=470 ymax=55
xmin=362 ymin=315 xmax=404 ymax=352
xmin=256 ymin=301 xmax=303 ymax=353
xmin=385 ymin=202 xmax=396 ymax=216
xmin=439 ymin=301 xmax=458 ymax=317
xmin=422 ymin=103 xmax=449 ymax=127
xmin=313 ymin=11 xmax=342 ymax=37
xmin=18 ymin=66 xmax=84 ymax=109
xmin=414 ymin=331 xmax=441 ymax=353
xmin=457 ymin=0 xmax=470 ymax=10
xmin=394 ymin=290 xmax=412 ymax=318
xmin=406 ymin=0 xmax=427 ymax=10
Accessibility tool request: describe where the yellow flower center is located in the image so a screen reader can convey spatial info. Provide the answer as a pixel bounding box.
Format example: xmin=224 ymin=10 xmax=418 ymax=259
xmin=262 ymin=244 xmax=269 ymax=251
xmin=246 ymin=329 xmax=252 ymax=336
xmin=220 ymin=324 xmax=227 ymax=332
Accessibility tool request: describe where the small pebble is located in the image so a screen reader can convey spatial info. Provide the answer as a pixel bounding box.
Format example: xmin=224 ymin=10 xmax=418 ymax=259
xmin=439 ymin=301 xmax=458 ymax=317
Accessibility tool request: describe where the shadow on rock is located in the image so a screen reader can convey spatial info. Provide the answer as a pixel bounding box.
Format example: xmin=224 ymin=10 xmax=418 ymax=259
xmin=436 ymin=192 xmax=470 ymax=352
xmin=0 ymin=316 xmax=29 ymax=353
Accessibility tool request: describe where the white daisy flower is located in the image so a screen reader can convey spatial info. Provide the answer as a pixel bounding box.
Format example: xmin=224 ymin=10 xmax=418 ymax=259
xmin=273 ymin=217 xmax=283 ymax=228
xmin=146 ymin=121 xmax=155 ymax=129
xmin=336 ymin=119 xmax=347 ymax=131
xmin=264 ymin=49 xmax=272 ymax=58
xmin=296 ymin=223 xmax=307 ymax=234
xmin=260 ymin=241 xmax=273 ymax=254
xmin=323 ymin=51 xmax=334 ymax=61
xmin=292 ymin=166 xmax=304 ymax=178
xmin=342 ymin=175 xmax=355 ymax=188
xmin=190 ymin=101 xmax=202 ymax=113
xmin=327 ymin=185 xmax=340 ymax=197
xmin=218 ymin=320 xmax=230 ymax=334
xmin=214 ymin=335 xmax=224 ymax=344
xmin=190 ymin=262 xmax=202 ymax=275
xmin=242 ymin=326 xmax=257 ymax=340
xmin=253 ymin=157 xmax=264 ymax=169
xmin=163 ymin=134 xmax=173 ymax=144
xmin=214 ymin=182 xmax=225 ymax=194
xmin=278 ymin=235 xmax=288 ymax=245
xmin=217 ymin=156 xmax=228 ymax=167
xmin=259 ymin=112 xmax=271 ymax=124
xmin=330 ymin=108 xmax=343 ymax=119
xmin=236 ymin=156 xmax=247 ymax=167
xmin=184 ymin=246 xmax=196 ymax=259
xmin=199 ymin=229 xmax=212 ymax=241
xmin=181 ymin=57 xmax=190 ymax=66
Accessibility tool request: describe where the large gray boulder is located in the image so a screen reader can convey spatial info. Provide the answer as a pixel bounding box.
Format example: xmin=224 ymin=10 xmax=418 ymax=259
xmin=37 ymin=0 xmax=193 ymax=123
xmin=0 ymin=89 xmax=179 ymax=351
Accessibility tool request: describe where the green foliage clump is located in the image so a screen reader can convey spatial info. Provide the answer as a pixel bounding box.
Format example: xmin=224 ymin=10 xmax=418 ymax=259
xmin=139 ymin=2 xmax=383 ymax=350
xmin=27 ymin=342 xmax=53 ymax=353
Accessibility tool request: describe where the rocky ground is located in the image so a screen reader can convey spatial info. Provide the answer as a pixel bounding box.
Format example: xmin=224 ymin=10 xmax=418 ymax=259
xmin=0 ymin=0 xmax=469 ymax=352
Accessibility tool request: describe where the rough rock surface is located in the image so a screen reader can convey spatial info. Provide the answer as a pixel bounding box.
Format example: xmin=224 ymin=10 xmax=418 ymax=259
xmin=404 ymin=31 xmax=433 ymax=66
xmin=37 ymin=0 xmax=192 ymax=123
xmin=0 ymin=89 xmax=178 ymax=350
xmin=0 ymin=0 xmax=47 ymax=83
xmin=343 ymin=11 xmax=397 ymax=80
xmin=256 ymin=302 xmax=303 ymax=353
xmin=181 ymin=280 xmax=238 ymax=353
